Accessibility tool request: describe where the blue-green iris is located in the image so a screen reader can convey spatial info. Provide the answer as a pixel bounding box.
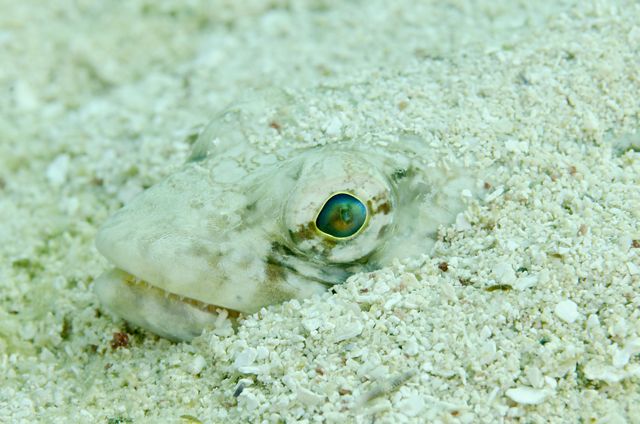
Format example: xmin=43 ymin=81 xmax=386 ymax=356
xmin=315 ymin=193 xmax=367 ymax=238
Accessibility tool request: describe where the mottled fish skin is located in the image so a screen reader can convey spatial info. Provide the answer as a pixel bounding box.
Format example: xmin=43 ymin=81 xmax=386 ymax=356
xmin=94 ymin=95 xmax=488 ymax=341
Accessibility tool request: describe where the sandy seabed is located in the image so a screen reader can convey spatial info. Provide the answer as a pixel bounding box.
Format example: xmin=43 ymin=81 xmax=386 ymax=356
xmin=1 ymin=1 xmax=639 ymax=423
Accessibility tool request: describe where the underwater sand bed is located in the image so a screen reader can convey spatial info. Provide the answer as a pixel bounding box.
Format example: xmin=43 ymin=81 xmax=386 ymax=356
xmin=1 ymin=0 xmax=639 ymax=422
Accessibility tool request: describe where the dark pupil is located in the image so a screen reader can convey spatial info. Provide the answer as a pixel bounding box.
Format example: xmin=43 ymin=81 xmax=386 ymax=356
xmin=315 ymin=193 xmax=367 ymax=238
xmin=340 ymin=207 xmax=352 ymax=223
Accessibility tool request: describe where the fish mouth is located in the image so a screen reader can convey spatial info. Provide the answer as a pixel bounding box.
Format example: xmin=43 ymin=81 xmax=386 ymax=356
xmin=118 ymin=270 xmax=241 ymax=316
xmin=93 ymin=268 xmax=240 ymax=341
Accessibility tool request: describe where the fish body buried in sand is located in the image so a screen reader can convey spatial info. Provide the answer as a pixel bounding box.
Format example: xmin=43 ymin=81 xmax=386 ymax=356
xmin=94 ymin=96 xmax=487 ymax=341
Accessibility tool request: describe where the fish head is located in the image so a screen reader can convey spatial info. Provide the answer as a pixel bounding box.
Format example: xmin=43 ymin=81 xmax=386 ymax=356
xmin=94 ymin=94 xmax=488 ymax=341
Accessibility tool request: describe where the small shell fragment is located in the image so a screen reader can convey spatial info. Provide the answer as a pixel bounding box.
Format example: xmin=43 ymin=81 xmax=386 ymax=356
xmin=505 ymin=387 xmax=549 ymax=405
xmin=333 ymin=321 xmax=363 ymax=343
xmin=188 ymin=355 xmax=206 ymax=375
xmin=514 ymin=274 xmax=538 ymax=291
xmin=296 ymin=387 xmax=325 ymax=406
xmin=493 ymin=262 xmax=516 ymax=285
xmin=233 ymin=348 xmax=257 ymax=370
xmin=554 ymin=299 xmax=579 ymax=323
xmin=46 ymin=154 xmax=70 ymax=186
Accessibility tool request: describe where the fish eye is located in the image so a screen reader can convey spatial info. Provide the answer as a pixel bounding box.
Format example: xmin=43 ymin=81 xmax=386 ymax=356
xmin=315 ymin=192 xmax=368 ymax=239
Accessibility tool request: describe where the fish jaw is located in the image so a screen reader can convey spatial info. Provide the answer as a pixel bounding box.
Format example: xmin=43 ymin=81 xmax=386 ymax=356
xmin=94 ymin=268 xmax=233 ymax=341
